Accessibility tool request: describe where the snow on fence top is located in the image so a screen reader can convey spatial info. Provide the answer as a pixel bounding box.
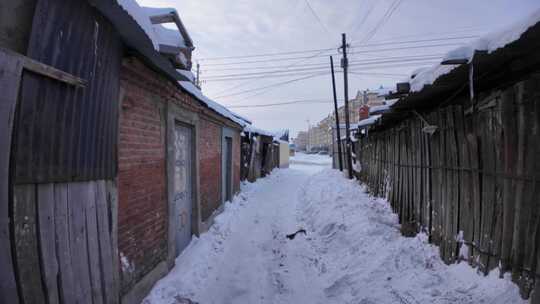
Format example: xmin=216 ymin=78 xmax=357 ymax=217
xmin=369 ymin=98 xmax=399 ymax=114
xmin=410 ymin=8 xmax=540 ymax=93
xmin=358 ymin=115 xmax=382 ymax=129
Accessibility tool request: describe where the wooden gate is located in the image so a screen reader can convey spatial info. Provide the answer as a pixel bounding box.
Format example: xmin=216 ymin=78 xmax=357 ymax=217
xmin=0 ymin=41 xmax=120 ymax=304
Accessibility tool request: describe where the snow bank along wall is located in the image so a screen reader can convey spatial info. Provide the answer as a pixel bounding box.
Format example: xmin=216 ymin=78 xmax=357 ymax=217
xmin=0 ymin=0 xmax=243 ymax=303
xmin=356 ymin=20 xmax=540 ymax=301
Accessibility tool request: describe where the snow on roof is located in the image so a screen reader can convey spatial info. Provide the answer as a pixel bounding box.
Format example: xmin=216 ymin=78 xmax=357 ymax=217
xmin=232 ymin=113 xmax=252 ymax=125
xmin=357 ymin=115 xmax=382 ymax=129
xmin=152 ymin=24 xmax=186 ymax=48
xmin=177 ymin=69 xmax=195 ymax=82
xmin=116 ymin=1 xmax=188 ymax=51
xmin=243 ymin=125 xmax=275 ymax=137
xmin=367 ymin=86 xmax=393 ymax=97
xmin=117 ymin=0 xmax=160 ymax=49
xmin=369 ymin=99 xmax=399 ymax=114
xmin=179 ymin=81 xmax=248 ymax=127
xmin=410 ymin=8 xmax=540 ymax=93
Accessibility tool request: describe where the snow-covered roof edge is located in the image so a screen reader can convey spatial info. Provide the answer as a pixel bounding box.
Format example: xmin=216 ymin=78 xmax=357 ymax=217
xmin=114 ymin=1 xmax=246 ymax=128
xmin=409 ymin=8 xmax=540 ymax=93
xmin=179 ymin=81 xmax=248 ymax=127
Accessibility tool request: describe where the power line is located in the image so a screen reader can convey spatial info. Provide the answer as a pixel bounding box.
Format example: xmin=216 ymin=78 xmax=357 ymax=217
xmin=201 ymin=53 xmax=447 ymax=72
xmin=225 ymin=98 xmax=336 ymax=108
xmin=204 ymin=60 xmax=439 ymax=84
xmin=197 ymin=47 xmax=336 ymax=61
xmin=358 ymin=0 xmax=403 ymax=44
xmin=201 ymin=40 xmax=470 ymax=67
xmin=349 ymin=0 xmax=377 ymax=42
xmin=211 ymin=46 xmax=337 ymax=96
xmin=304 ymin=0 xmax=332 ymax=37
xmin=203 ymin=55 xmax=442 ymax=79
xmin=213 ymin=72 xmax=327 ymax=99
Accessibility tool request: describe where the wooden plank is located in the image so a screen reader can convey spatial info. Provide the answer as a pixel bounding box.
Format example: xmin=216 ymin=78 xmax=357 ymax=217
xmin=54 ymin=183 xmax=78 ymax=303
xmin=478 ymin=103 xmax=494 ymax=272
xmin=448 ymin=106 xmax=460 ymax=263
xmin=519 ymin=77 xmax=539 ymax=297
xmin=0 ymin=48 xmax=23 ymax=304
xmin=455 ymin=104 xmax=473 ymax=262
xmin=0 ymin=47 xmax=86 ymax=88
xmin=86 ymin=182 xmax=104 ymax=304
xmin=467 ymin=127 xmax=482 ymax=265
xmin=37 ymin=184 xmax=60 ymax=304
xmin=96 ymin=180 xmax=117 ymax=304
xmin=500 ymin=86 xmax=518 ymax=272
xmin=68 ymin=182 xmax=93 ymax=304
xmin=511 ymin=81 xmax=530 ymax=283
xmin=429 ymin=111 xmax=441 ymax=245
xmin=108 ymin=180 xmax=121 ymax=304
xmin=490 ymin=97 xmax=504 ymax=271
xmin=13 ymin=184 xmax=46 ymax=303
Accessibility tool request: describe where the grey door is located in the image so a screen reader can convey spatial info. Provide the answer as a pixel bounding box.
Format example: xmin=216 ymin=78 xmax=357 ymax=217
xmin=173 ymin=124 xmax=193 ymax=255
xmin=225 ymin=137 xmax=233 ymax=202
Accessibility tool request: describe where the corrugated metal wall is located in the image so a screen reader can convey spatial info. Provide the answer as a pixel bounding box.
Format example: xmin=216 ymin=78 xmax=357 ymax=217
xmin=13 ymin=0 xmax=123 ymax=183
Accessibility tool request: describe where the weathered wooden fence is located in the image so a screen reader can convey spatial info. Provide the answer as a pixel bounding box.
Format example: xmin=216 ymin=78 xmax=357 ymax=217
xmin=357 ymin=74 xmax=540 ymax=298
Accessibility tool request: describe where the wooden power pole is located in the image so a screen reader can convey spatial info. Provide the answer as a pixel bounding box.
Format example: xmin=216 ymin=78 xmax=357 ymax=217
xmin=330 ymin=56 xmax=343 ymax=171
xmin=196 ymin=62 xmax=200 ymax=87
xmin=341 ymin=33 xmax=353 ymax=179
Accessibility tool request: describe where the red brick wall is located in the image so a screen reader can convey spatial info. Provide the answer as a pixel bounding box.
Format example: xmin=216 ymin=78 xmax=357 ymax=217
xmin=199 ymin=119 xmax=222 ymax=221
xmin=118 ymin=60 xmax=168 ymax=293
xmin=117 ymin=57 xmax=243 ymax=292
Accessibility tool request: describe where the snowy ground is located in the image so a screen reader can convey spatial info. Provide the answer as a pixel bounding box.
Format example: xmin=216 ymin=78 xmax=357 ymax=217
xmin=143 ymin=153 xmax=524 ymax=304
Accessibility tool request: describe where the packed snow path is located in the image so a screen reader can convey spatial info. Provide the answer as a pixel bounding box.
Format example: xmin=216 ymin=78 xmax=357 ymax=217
xmin=144 ymin=154 xmax=524 ymax=304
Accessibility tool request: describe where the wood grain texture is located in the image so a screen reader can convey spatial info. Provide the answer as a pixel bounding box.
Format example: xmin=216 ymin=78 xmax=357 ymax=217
xmin=0 ymin=49 xmax=23 ymax=304
xmin=37 ymin=184 xmax=60 ymax=304
xmin=13 ymin=185 xmax=46 ymax=303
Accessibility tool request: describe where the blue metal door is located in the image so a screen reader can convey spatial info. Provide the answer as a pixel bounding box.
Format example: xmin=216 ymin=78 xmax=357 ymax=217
xmin=174 ymin=124 xmax=193 ymax=255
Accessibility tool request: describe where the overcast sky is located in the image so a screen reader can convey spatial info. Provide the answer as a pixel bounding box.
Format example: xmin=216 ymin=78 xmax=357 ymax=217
xmin=137 ymin=0 xmax=539 ymax=137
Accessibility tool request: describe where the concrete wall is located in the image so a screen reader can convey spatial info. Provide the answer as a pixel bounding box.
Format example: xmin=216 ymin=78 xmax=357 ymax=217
xmin=0 ymin=0 xmax=36 ymax=54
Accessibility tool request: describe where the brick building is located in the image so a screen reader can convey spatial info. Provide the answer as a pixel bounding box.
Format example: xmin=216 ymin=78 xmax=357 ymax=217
xmin=117 ymin=57 xmax=243 ymax=302
xmin=0 ymin=1 xmax=247 ymax=304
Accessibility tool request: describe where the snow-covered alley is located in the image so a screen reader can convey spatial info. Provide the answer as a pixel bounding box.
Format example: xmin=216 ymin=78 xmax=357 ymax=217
xmin=144 ymin=154 xmax=524 ymax=304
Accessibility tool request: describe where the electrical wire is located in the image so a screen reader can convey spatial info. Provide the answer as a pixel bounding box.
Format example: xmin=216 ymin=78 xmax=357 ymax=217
xmin=203 ymin=54 xmax=443 ymax=77
xmin=225 ymin=99 xmax=335 ymax=108
xmin=201 ymin=53 xmax=447 ymax=72
xmin=213 ymin=72 xmax=328 ymax=99
xmin=304 ymin=0 xmax=333 ymax=37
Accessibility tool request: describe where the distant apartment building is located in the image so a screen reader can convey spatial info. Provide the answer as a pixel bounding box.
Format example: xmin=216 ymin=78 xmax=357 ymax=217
xmin=296 ymin=87 xmax=391 ymax=153
xmin=294 ymin=131 xmax=308 ymax=151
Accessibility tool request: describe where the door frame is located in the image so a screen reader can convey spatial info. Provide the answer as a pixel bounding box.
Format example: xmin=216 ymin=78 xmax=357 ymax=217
xmin=221 ymin=127 xmax=235 ymax=204
xmin=166 ymin=103 xmax=201 ymax=268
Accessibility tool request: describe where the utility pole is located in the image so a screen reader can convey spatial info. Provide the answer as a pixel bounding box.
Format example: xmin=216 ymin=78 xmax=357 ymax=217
xmin=196 ymin=62 xmax=201 ymax=87
xmin=330 ymin=56 xmax=343 ymax=171
xmin=341 ymin=33 xmax=353 ymax=179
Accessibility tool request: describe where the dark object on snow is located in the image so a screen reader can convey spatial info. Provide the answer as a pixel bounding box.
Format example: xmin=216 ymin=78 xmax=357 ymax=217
xmin=174 ymin=296 xmax=199 ymax=304
xmin=286 ymin=229 xmax=307 ymax=240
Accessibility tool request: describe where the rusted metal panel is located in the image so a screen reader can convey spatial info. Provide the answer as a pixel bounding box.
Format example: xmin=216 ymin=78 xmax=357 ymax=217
xmin=13 ymin=0 xmax=123 ymax=183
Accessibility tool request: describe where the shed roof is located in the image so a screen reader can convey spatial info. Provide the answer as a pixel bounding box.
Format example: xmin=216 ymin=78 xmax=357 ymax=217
xmin=372 ymin=9 xmax=540 ymax=131
xmin=90 ymin=0 xmax=246 ymax=128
